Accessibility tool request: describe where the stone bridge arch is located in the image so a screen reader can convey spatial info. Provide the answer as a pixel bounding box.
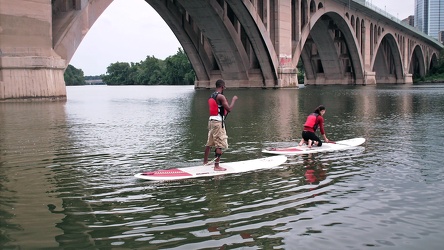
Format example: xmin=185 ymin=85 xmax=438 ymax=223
xmin=53 ymin=0 xmax=113 ymax=65
xmin=409 ymin=45 xmax=426 ymax=79
xmin=147 ymin=0 xmax=280 ymax=88
xmin=429 ymin=53 xmax=439 ymax=72
xmin=296 ymin=10 xmax=365 ymax=85
xmin=372 ymin=33 xmax=404 ymax=84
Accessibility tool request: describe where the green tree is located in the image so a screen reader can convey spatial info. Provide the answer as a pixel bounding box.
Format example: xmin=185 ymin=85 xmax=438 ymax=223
xmin=297 ymin=59 xmax=305 ymax=84
xmin=101 ymin=48 xmax=195 ymax=85
xmin=64 ymin=64 xmax=86 ymax=85
xmin=136 ymin=56 xmax=164 ymax=85
xmin=163 ymin=48 xmax=195 ymax=85
xmin=102 ymin=62 xmax=132 ymax=85
xmin=434 ymin=49 xmax=444 ymax=74
xmin=420 ymin=49 xmax=444 ymax=82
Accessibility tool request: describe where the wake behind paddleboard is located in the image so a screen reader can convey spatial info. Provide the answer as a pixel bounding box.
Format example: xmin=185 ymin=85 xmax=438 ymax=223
xmin=134 ymin=155 xmax=287 ymax=181
xmin=262 ymin=137 xmax=365 ymax=155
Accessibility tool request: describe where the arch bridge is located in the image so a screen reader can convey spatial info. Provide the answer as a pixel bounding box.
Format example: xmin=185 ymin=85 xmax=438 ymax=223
xmin=0 ymin=0 xmax=442 ymax=100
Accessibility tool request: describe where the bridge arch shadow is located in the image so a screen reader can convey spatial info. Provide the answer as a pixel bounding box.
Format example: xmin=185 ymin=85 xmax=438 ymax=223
xmin=372 ymin=34 xmax=404 ymax=84
xmin=429 ymin=53 xmax=439 ymax=73
xmin=409 ymin=45 xmax=426 ymax=80
xmin=147 ymin=0 xmax=281 ymax=88
xmin=297 ymin=11 xmax=365 ymax=85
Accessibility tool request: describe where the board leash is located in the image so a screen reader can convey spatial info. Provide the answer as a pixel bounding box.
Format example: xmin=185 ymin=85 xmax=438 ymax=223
xmin=204 ymin=157 xmax=218 ymax=166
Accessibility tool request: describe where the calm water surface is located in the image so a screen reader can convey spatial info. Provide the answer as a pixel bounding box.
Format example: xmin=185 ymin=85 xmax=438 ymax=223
xmin=1 ymin=84 xmax=444 ymax=249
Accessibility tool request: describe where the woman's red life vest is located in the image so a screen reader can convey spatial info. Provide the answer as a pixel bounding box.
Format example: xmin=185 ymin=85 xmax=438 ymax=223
xmin=304 ymin=113 xmax=319 ymax=131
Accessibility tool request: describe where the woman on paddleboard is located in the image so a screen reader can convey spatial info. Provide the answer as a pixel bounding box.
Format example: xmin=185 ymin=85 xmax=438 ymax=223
xmin=203 ymin=79 xmax=238 ymax=171
xmin=299 ymin=105 xmax=331 ymax=148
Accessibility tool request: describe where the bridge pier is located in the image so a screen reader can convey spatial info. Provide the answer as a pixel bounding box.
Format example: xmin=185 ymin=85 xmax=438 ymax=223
xmin=364 ymin=72 xmax=377 ymax=85
xmin=404 ymin=73 xmax=413 ymax=84
xmin=278 ymin=67 xmax=298 ymax=88
xmin=0 ymin=50 xmax=66 ymax=101
xmin=0 ymin=0 xmax=67 ymax=101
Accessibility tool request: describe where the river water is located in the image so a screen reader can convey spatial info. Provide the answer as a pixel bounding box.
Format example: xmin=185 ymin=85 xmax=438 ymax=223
xmin=1 ymin=84 xmax=444 ymax=249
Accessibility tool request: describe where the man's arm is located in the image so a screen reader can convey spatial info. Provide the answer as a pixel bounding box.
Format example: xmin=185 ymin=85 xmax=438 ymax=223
xmin=219 ymin=94 xmax=238 ymax=112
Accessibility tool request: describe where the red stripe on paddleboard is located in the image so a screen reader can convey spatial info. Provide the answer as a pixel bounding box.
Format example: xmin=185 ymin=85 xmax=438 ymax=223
xmin=270 ymin=147 xmax=303 ymax=152
xmin=142 ymin=168 xmax=192 ymax=177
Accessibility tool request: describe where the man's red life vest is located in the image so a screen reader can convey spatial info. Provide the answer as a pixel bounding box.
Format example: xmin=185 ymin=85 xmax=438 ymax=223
xmin=208 ymin=92 xmax=227 ymax=117
xmin=208 ymin=92 xmax=220 ymax=116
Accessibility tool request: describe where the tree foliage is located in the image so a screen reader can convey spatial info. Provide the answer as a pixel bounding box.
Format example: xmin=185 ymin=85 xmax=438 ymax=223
xmin=429 ymin=49 xmax=444 ymax=75
xmin=102 ymin=48 xmax=195 ymax=85
xmin=65 ymin=48 xmax=195 ymax=86
xmin=163 ymin=48 xmax=195 ymax=85
xmin=297 ymin=59 xmax=305 ymax=84
xmin=102 ymin=62 xmax=133 ymax=85
xmin=64 ymin=64 xmax=86 ymax=86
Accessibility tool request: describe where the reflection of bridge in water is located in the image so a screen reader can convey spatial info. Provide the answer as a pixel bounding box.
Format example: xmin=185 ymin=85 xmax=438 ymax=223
xmin=1 ymin=0 xmax=442 ymax=100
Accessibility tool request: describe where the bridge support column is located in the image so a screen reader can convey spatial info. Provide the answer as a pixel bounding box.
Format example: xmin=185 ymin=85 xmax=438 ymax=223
xmin=278 ymin=66 xmax=298 ymax=87
xmin=0 ymin=0 xmax=67 ymax=101
xmin=404 ymin=73 xmax=413 ymax=84
xmin=0 ymin=52 xmax=66 ymax=101
xmin=275 ymin=1 xmax=298 ymax=88
xmin=364 ymin=71 xmax=376 ymax=85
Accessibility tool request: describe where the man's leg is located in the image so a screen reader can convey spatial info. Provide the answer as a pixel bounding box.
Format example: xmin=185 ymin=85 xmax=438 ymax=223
xmin=214 ymin=148 xmax=226 ymax=171
xmin=204 ymin=146 xmax=211 ymax=165
xmin=204 ymin=121 xmax=214 ymax=165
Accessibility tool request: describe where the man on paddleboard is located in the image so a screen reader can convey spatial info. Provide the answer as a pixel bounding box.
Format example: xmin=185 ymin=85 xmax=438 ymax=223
xmin=299 ymin=105 xmax=331 ymax=148
xmin=204 ymin=79 xmax=238 ymax=171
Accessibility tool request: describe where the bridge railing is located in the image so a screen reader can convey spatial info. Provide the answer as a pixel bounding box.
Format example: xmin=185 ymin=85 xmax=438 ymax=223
xmin=351 ymin=0 xmax=443 ymax=48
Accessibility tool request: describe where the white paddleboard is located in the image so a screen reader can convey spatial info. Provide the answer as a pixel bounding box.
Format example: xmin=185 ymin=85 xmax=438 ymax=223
xmin=262 ymin=137 xmax=365 ymax=155
xmin=134 ymin=155 xmax=288 ymax=181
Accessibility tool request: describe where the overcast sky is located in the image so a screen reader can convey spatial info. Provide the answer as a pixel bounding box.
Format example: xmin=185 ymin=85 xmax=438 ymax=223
xmin=70 ymin=0 xmax=414 ymax=76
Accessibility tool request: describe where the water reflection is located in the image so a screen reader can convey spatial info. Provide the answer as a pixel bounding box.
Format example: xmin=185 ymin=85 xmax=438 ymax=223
xmin=0 ymin=102 xmax=67 ymax=249
xmin=303 ymin=155 xmax=327 ymax=185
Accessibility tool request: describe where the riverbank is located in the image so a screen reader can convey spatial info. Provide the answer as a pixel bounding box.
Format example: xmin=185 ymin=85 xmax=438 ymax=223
xmin=415 ymin=73 xmax=444 ymax=84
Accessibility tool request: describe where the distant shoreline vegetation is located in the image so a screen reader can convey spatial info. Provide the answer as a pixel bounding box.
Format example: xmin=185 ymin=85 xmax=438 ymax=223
xmin=66 ymin=48 xmax=444 ymax=86
xmin=65 ymin=48 xmax=195 ymax=86
xmin=414 ymin=49 xmax=444 ymax=84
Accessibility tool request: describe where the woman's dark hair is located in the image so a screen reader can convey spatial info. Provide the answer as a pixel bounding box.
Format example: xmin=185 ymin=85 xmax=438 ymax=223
xmin=314 ymin=105 xmax=325 ymax=114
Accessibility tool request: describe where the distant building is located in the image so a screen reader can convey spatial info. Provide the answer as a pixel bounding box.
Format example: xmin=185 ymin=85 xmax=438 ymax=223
xmin=415 ymin=0 xmax=444 ymax=39
xmin=402 ymin=15 xmax=415 ymax=27
xmin=439 ymin=30 xmax=444 ymax=43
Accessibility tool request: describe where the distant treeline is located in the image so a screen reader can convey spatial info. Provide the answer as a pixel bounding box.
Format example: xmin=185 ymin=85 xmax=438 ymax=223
xmin=64 ymin=64 xmax=86 ymax=86
xmin=418 ymin=49 xmax=444 ymax=83
xmin=64 ymin=48 xmax=195 ymax=86
xmin=66 ymin=48 xmax=444 ymax=86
